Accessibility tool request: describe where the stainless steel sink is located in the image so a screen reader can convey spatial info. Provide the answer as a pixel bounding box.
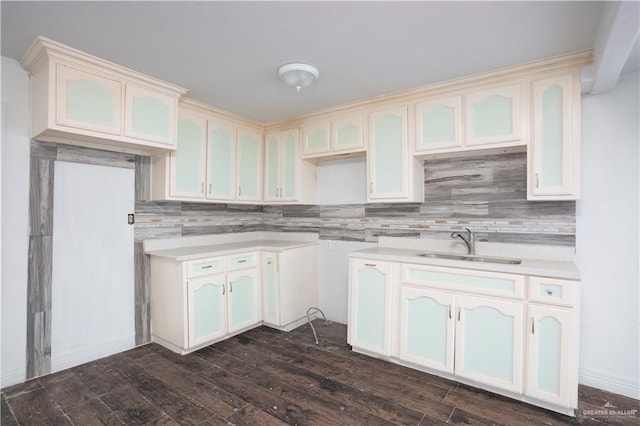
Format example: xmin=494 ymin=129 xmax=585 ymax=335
xmin=417 ymin=252 xmax=522 ymax=265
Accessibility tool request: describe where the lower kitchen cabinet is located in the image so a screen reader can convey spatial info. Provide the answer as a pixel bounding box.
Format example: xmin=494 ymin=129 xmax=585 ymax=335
xmin=348 ymin=259 xmax=393 ymax=357
xmin=187 ymin=275 xmax=227 ymax=347
xmin=455 ymin=294 xmax=523 ymax=393
xmin=349 ymin=256 xmax=580 ymax=416
xmin=261 ymin=245 xmax=318 ymax=331
xmin=398 ymin=286 xmax=454 ymax=373
xmin=150 ymin=253 xmax=261 ymax=354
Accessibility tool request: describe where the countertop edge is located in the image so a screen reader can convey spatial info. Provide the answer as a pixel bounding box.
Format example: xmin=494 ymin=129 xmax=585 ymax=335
xmin=349 ymin=248 xmax=580 ymax=281
xmin=145 ymin=240 xmax=318 ymax=262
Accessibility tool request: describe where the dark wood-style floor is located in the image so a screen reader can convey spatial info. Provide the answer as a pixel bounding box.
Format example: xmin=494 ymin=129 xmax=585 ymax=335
xmin=2 ymin=321 xmax=638 ymax=425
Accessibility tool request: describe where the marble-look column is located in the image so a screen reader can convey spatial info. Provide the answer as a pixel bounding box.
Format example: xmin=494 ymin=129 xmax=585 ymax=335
xmin=134 ymin=155 xmax=151 ymax=345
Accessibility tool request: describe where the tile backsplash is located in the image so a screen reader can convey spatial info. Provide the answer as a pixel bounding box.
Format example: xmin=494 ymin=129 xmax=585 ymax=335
xmin=136 ymin=152 xmax=575 ymax=246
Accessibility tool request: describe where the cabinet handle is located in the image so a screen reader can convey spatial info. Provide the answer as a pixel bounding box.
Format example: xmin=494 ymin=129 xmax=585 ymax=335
xmin=364 ymin=263 xmax=376 ymax=267
xmin=545 ymin=289 xmax=553 ymax=295
xmin=229 ymin=282 xmax=233 ymax=292
xmin=457 ymin=307 xmax=461 ymax=322
xmin=535 ymin=173 xmax=540 ymax=188
xmin=201 ymin=265 xmax=213 ymax=269
xmin=448 ymin=305 xmax=452 ymax=319
xmin=531 ymin=318 xmax=535 ymax=334
xmin=370 ymin=182 xmax=374 ymax=193
xmin=201 ymin=182 xmax=204 ymax=193
xmin=237 ymin=259 xmax=247 ymax=263
xmin=238 ymin=186 xmax=242 ymax=196
xmin=208 ymin=183 xmax=212 ymax=194
xmin=222 ymin=284 xmax=225 ymax=295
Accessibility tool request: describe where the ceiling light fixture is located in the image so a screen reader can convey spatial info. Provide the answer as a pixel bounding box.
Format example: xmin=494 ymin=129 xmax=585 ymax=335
xmin=278 ymin=63 xmax=319 ymax=92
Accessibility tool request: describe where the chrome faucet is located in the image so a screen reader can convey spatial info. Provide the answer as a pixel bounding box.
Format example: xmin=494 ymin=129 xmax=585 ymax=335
xmin=451 ymin=228 xmax=476 ymax=255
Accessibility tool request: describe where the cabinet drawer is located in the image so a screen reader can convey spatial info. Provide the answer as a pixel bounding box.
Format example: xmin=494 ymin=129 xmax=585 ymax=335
xmin=402 ymin=264 xmax=525 ymax=299
xmin=227 ymin=252 xmax=258 ymax=271
xmin=528 ymin=277 xmax=577 ymax=307
xmin=186 ymin=257 xmax=225 ymax=278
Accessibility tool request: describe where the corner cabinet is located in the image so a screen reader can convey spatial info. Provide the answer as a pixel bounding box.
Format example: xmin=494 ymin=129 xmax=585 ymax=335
xmin=264 ymin=129 xmax=317 ymax=204
xmin=528 ymin=71 xmax=580 ymax=200
xmin=368 ymin=106 xmax=423 ymax=202
xmin=261 ymin=245 xmax=318 ymax=331
xmin=22 ymin=37 xmax=186 ymax=155
xmin=348 ymin=256 xmax=580 ymax=416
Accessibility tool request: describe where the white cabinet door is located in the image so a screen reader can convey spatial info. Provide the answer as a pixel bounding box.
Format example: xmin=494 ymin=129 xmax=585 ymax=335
xmin=124 ymin=83 xmax=176 ymax=146
xmin=302 ymin=120 xmax=330 ymax=158
xmin=237 ymin=128 xmax=263 ymax=202
xmin=206 ymin=120 xmax=236 ymax=200
xmin=465 ymin=84 xmax=522 ymax=146
xmin=526 ymin=304 xmax=573 ymax=407
xmin=368 ymin=106 xmax=409 ymax=200
xmin=56 ymin=63 xmax=122 ymax=135
xmin=348 ymin=259 xmax=393 ymax=356
xmin=455 ymin=294 xmax=523 ymax=393
xmin=415 ymin=95 xmax=463 ymax=152
xmin=331 ymin=114 xmax=365 ymax=153
xmin=262 ymin=252 xmax=280 ymax=326
xmin=529 ymin=71 xmax=579 ymax=200
xmin=187 ymin=275 xmax=227 ymax=348
xmin=264 ymin=129 xmax=299 ymax=202
xmin=170 ymin=111 xmax=207 ymax=199
xmin=227 ymin=268 xmax=261 ymax=334
xmin=398 ymin=286 xmax=455 ymax=374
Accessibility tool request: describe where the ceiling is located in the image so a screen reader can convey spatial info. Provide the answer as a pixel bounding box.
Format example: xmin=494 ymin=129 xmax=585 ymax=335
xmin=1 ymin=1 xmax=635 ymax=123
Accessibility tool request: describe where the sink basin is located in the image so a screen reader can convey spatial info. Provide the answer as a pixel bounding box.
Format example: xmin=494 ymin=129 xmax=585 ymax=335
xmin=417 ymin=252 xmax=522 ymax=265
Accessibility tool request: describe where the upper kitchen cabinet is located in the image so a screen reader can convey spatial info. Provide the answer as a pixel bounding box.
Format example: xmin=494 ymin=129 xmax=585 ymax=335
xmin=21 ymin=37 xmax=186 ymax=155
xmin=151 ymin=101 xmax=264 ymax=204
xmin=465 ymin=83 xmax=524 ymax=147
xmin=368 ymin=106 xmax=423 ymax=202
xmin=264 ymin=128 xmax=316 ymax=204
xmin=124 ymin=83 xmax=176 ymax=145
xmin=301 ymin=114 xmax=366 ymax=160
xmin=528 ymin=70 xmax=580 ymax=200
xmin=415 ymin=95 xmax=463 ymax=152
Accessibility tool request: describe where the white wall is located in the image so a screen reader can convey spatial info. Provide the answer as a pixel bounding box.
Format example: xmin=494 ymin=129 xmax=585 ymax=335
xmin=316 ymin=157 xmax=373 ymax=323
xmin=577 ymin=71 xmax=640 ymax=399
xmin=1 ymin=57 xmax=30 ymax=387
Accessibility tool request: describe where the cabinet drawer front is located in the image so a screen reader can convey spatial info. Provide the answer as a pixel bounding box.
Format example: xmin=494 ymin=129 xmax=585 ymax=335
xmin=528 ymin=277 xmax=577 ymax=307
xmin=402 ymin=264 xmax=524 ymax=299
xmin=186 ymin=257 xmax=225 ymax=278
xmin=227 ymin=252 xmax=258 ymax=270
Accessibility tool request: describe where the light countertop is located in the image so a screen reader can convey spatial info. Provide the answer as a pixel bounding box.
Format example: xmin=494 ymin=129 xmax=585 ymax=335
xmin=350 ymin=246 xmax=580 ymax=280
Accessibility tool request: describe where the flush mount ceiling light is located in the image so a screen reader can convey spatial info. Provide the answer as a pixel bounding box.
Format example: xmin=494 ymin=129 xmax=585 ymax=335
xmin=278 ymin=63 xmax=319 ymax=92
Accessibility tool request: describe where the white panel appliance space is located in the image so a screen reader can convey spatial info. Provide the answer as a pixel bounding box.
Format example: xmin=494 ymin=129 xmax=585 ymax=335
xmin=51 ymin=161 xmax=135 ymax=372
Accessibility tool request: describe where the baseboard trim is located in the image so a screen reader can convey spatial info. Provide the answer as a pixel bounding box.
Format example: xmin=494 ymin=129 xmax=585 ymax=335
xmin=1 ymin=365 xmax=26 ymax=388
xmin=51 ymin=336 xmax=135 ymax=373
xmin=580 ymin=366 xmax=640 ymax=399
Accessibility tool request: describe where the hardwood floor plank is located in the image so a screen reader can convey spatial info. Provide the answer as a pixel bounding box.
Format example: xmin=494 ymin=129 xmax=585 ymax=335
xmin=112 ymin=360 xmax=215 ymax=425
xmin=151 ymin=345 xmax=337 ymax=425
xmin=135 ymin=350 xmax=243 ymax=418
xmin=443 ymin=383 xmax=575 ymax=426
xmin=99 ymin=386 xmax=165 ymax=426
xmin=223 ymin=404 xmax=288 ymax=426
xmin=62 ymin=397 xmax=124 ymax=426
xmin=5 ymin=387 xmax=71 ymax=425
xmin=1 ymin=393 xmax=19 ymax=426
